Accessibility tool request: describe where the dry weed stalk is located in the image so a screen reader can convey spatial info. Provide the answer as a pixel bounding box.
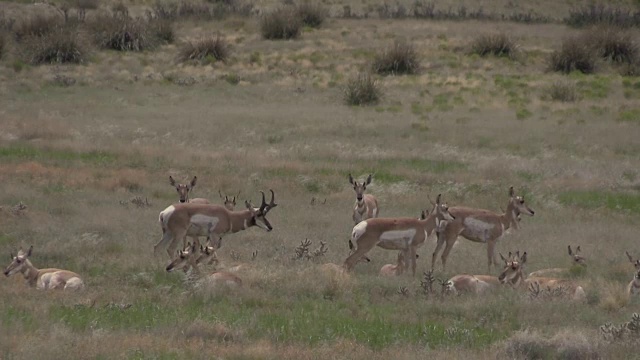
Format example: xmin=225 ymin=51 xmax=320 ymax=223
xmin=600 ymin=313 xmax=640 ymax=342
xmin=420 ymin=270 xmax=436 ymax=296
xmin=292 ymin=239 xmax=328 ymax=261
xmin=528 ymin=282 xmax=570 ymax=300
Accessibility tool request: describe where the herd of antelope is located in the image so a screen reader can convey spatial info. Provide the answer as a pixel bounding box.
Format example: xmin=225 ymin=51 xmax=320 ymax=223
xmin=3 ymin=173 xmax=640 ymax=302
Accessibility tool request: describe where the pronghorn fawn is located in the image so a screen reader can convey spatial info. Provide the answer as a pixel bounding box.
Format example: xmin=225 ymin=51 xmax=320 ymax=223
xmin=498 ymin=251 xmax=586 ymax=301
xmin=528 ymin=245 xmax=586 ymax=278
xmin=344 ymin=194 xmax=455 ymax=276
xmin=349 ymin=174 xmax=379 ymax=225
xmin=4 ymin=246 xmax=84 ymax=291
xmin=155 ymin=190 xmax=278 ymax=258
xmin=169 ymin=176 xmax=209 ymax=204
xmin=625 ymin=252 xmax=640 ymax=297
xmin=380 ymin=251 xmax=407 ymax=277
xmin=441 ymin=274 xmax=500 ymax=295
xmin=432 ymin=186 xmax=535 ymax=272
xmin=218 ymin=190 xmax=240 ymax=211
xmin=165 ymin=243 xmax=242 ymax=287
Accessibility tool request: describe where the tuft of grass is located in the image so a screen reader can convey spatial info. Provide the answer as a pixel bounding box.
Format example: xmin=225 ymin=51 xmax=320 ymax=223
xmin=260 ymin=7 xmax=302 ymax=40
xmin=0 ymin=33 xmax=5 ymax=59
xmin=558 ymin=190 xmax=640 ymax=214
xmin=179 ymin=34 xmax=230 ymax=63
xmin=546 ymin=81 xmax=579 ymax=102
xmin=343 ymin=72 xmax=382 ymax=106
xmin=470 ymin=33 xmax=518 ymax=59
xmin=0 ymin=145 xmax=117 ymax=166
xmin=151 ymin=19 xmax=175 ymax=44
xmin=617 ymin=108 xmax=640 ymax=123
xmin=13 ymin=14 xmax=62 ymax=43
xmin=372 ymin=41 xmax=420 ymax=76
xmin=589 ymin=26 xmax=638 ymax=64
xmin=21 ymin=28 xmax=87 ymax=65
xmin=295 ymin=1 xmax=328 ymax=28
xmin=566 ymin=4 xmax=640 ymax=28
xmin=89 ymin=13 xmax=158 ymax=51
xmin=549 ymin=36 xmax=597 ymax=74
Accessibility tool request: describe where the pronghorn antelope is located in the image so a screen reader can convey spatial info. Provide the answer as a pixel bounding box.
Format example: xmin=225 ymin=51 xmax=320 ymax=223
xmin=528 ymin=245 xmax=586 ymax=278
xmin=155 ymin=190 xmax=278 ymax=258
xmin=628 ymin=269 xmax=640 ymax=297
xmin=165 ymin=243 xmax=242 ymax=287
xmin=379 ymin=252 xmax=420 ymax=277
xmin=344 ymin=194 xmax=456 ymax=276
xmin=349 ymin=174 xmax=379 ymax=224
xmin=169 ymin=176 xmax=209 ymax=204
xmin=498 ymin=251 xmax=586 ymax=301
xmin=3 ymin=246 xmax=84 ymax=290
xmin=441 ymin=274 xmax=500 ymax=295
xmin=432 ymin=186 xmax=535 ymax=272
xmin=218 ymin=190 xmax=240 ymax=211
xmin=625 ymin=251 xmax=640 ymax=270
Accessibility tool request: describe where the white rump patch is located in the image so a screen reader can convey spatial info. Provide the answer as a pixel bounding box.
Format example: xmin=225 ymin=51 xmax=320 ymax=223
xmin=352 ymin=221 xmax=368 ymax=241
xmin=159 ymin=205 xmax=176 ymax=225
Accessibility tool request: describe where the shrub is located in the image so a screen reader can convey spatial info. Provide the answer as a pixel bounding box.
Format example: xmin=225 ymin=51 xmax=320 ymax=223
xmin=151 ymin=1 xmax=179 ymax=20
xmin=179 ymin=34 xmax=230 ymax=63
xmin=589 ymin=26 xmax=637 ymax=64
xmin=13 ymin=14 xmax=62 ymax=43
xmin=295 ymin=1 xmax=327 ymax=28
xmin=260 ymin=7 xmax=302 ymax=40
xmin=546 ymin=81 xmax=579 ymax=102
xmin=343 ymin=72 xmax=382 ymax=106
xmin=0 ymin=33 xmax=5 ymax=60
xmin=549 ymin=37 xmax=596 ymax=74
xmin=372 ymin=41 xmax=420 ymax=75
xmin=89 ymin=14 xmax=157 ymax=51
xmin=471 ymin=33 xmax=518 ymax=59
xmin=151 ymin=19 xmax=175 ymax=44
xmin=21 ymin=28 xmax=87 ymax=64
xmin=566 ymin=4 xmax=640 ymax=28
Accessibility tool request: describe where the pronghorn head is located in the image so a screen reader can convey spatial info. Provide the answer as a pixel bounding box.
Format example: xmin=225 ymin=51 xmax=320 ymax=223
xmin=245 ymin=190 xmax=278 ymax=232
xmin=169 ymin=176 xmax=197 ymax=203
xmin=197 ymin=244 xmax=219 ymax=265
xmin=348 ymin=173 xmax=372 ymax=203
xmin=218 ymin=190 xmax=240 ymax=211
xmin=348 ymin=238 xmax=371 ymax=263
xmin=4 ymin=245 xmax=33 ymax=277
xmin=426 ymin=194 xmax=456 ymax=228
xmin=438 ymin=279 xmax=456 ymax=295
xmin=626 ymin=251 xmax=640 ymax=270
xmin=166 ymin=242 xmax=198 ymax=272
xmin=568 ymin=245 xmax=587 ymax=267
xmin=508 ymin=186 xmax=535 ymax=220
xmin=498 ymin=251 xmax=527 ymax=285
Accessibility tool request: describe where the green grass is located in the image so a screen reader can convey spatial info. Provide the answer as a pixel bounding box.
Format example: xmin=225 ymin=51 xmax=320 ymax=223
xmin=617 ymin=108 xmax=640 ymax=123
xmin=0 ymin=145 xmax=117 ymax=166
xmin=558 ymin=190 xmax=640 ymax=213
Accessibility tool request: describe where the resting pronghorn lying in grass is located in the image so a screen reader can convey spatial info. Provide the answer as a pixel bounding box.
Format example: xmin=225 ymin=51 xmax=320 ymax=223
xmin=344 ymin=194 xmax=455 ymax=276
xmin=155 ymin=190 xmax=278 ymax=258
xmin=432 ymin=186 xmax=535 ymax=272
xmin=166 ymin=243 xmax=242 ymax=287
xmin=379 ymin=252 xmax=421 ymax=277
xmin=441 ymin=274 xmax=500 ymax=295
xmin=498 ymin=251 xmax=586 ymax=301
xmin=349 ymin=173 xmax=379 ymax=225
xmin=528 ymin=245 xmax=587 ymax=278
xmin=3 ymin=246 xmax=84 ymax=291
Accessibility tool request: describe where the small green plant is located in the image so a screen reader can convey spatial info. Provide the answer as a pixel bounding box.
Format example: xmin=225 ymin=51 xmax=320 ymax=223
xmin=470 ymin=33 xmax=518 ymax=59
xmin=372 ymin=41 xmax=420 ymax=76
xmin=224 ymin=73 xmax=240 ymax=85
xmin=295 ymin=1 xmax=327 ymax=28
xmin=260 ymin=7 xmax=302 ymax=40
xmin=549 ymin=36 xmax=596 ymax=74
xmin=546 ymin=81 xmax=579 ymax=102
xmin=343 ymin=72 xmax=382 ymax=106
xmin=179 ymin=35 xmax=230 ymax=63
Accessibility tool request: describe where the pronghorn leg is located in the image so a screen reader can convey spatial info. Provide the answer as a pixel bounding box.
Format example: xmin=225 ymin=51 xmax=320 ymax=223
xmin=440 ymin=238 xmax=456 ymax=272
xmin=167 ymin=228 xmax=187 ymax=259
xmin=154 ymin=230 xmax=173 ymax=257
xmin=431 ymin=232 xmax=446 ymax=271
xmin=486 ymin=239 xmax=497 ymax=272
xmin=407 ymin=248 xmax=417 ymax=276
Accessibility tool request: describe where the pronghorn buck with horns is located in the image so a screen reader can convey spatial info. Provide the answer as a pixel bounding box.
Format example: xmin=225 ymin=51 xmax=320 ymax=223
xmin=4 ymin=246 xmax=84 ymax=290
xmin=498 ymin=251 xmax=586 ymax=301
xmin=432 ymin=186 xmax=535 ymax=272
xmin=349 ymin=174 xmax=379 ymax=225
xmin=344 ymin=194 xmax=455 ymax=276
xmin=169 ymin=176 xmax=209 ymax=204
xmin=155 ymin=190 xmax=278 ymax=258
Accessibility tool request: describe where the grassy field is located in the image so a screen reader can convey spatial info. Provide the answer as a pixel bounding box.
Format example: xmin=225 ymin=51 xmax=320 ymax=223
xmin=1 ymin=0 xmax=640 ymax=358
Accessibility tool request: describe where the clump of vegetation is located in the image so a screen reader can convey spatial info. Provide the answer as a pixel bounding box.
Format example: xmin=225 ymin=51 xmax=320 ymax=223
xmin=13 ymin=14 xmax=62 ymax=43
xmin=546 ymin=81 xmax=579 ymax=102
xmin=343 ymin=72 xmax=382 ymax=106
xmin=179 ymin=34 xmax=230 ymax=63
xmin=260 ymin=7 xmax=302 ymax=40
xmin=89 ymin=12 xmax=158 ymax=51
xmin=566 ymin=4 xmax=640 ymax=28
xmin=372 ymin=41 xmax=420 ymax=75
xmin=589 ymin=26 xmax=637 ymax=64
xmin=501 ymin=329 xmax=601 ymax=360
xmin=295 ymin=1 xmax=328 ymax=28
xmin=0 ymin=33 xmax=5 ymax=60
xmin=20 ymin=27 xmax=87 ymax=65
xmin=549 ymin=36 xmax=597 ymax=74
xmin=471 ymin=33 xmax=518 ymax=59
xmin=151 ymin=19 xmax=175 ymax=44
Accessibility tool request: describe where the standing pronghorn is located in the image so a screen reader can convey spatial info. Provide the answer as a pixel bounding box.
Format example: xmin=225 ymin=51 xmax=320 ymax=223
xmin=498 ymin=251 xmax=586 ymax=301
xmin=625 ymin=252 xmax=640 ymax=297
xmin=155 ymin=190 xmax=278 ymax=258
xmin=528 ymin=245 xmax=587 ymax=278
xmin=349 ymin=174 xmax=379 ymax=224
xmin=432 ymin=186 xmax=535 ymax=272
xmin=3 ymin=246 xmax=84 ymax=291
xmin=344 ymin=194 xmax=456 ymax=276
xmin=169 ymin=176 xmax=209 ymax=204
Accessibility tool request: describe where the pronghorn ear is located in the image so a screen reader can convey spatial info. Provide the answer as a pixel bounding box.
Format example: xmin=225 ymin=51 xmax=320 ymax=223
xmin=190 ymin=176 xmax=197 ymax=187
xmin=627 ymin=251 xmax=634 ymax=263
xmin=365 ymin=174 xmax=372 ymax=185
xmin=508 ymin=251 xmax=513 ymax=260
xmin=169 ymin=176 xmax=176 ymax=186
xmin=348 ymin=173 xmax=355 ymax=185
xmin=509 ymin=186 xmax=514 ymax=197
xmin=245 ymin=200 xmax=251 ymax=209
xmin=436 ymin=194 xmax=441 ymax=205
xmin=27 ymin=245 xmax=33 ymax=257
xmin=232 ymin=196 xmax=236 ymax=203
xmin=515 ymin=251 xmax=520 ymax=259
xmin=348 ymin=239 xmax=355 ymax=250
xmin=576 ymin=246 xmax=581 ymax=253
xmin=568 ymin=245 xmax=573 ymax=256
xmin=521 ymin=252 xmax=527 ymax=264
xmin=500 ymin=253 xmax=508 ymax=263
